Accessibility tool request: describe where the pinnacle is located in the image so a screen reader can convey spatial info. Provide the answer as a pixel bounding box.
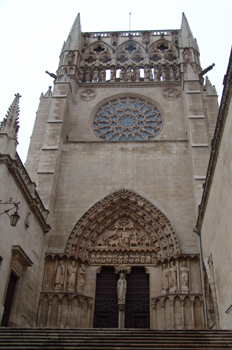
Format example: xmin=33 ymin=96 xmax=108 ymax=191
xmin=204 ymin=76 xmax=217 ymax=95
xmin=180 ymin=13 xmax=199 ymax=51
xmin=0 ymin=93 xmax=21 ymax=139
xmin=61 ymin=13 xmax=81 ymax=53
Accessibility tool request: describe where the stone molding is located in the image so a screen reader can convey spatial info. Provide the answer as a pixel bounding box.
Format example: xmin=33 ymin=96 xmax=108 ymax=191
xmin=0 ymin=153 xmax=51 ymax=233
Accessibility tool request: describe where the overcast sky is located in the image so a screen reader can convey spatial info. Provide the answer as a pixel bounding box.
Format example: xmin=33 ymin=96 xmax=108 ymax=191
xmin=0 ymin=0 xmax=231 ymax=163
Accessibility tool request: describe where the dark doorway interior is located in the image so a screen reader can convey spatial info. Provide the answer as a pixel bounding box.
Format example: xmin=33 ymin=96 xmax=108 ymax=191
xmin=1 ymin=272 xmax=17 ymax=327
xmin=125 ymin=267 xmax=150 ymax=328
xmin=94 ymin=267 xmax=118 ymax=328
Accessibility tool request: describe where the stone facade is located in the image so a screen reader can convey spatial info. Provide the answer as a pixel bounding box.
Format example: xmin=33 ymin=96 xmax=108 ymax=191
xmin=0 ymin=13 xmax=221 ymax=330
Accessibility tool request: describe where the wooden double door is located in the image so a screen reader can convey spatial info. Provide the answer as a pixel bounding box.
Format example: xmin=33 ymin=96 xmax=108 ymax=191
xmin=94 ymin=267 xmax=150 ymax=328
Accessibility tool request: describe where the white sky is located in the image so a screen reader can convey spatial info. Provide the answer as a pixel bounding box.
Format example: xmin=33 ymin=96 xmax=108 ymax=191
xmin=0 ymin=0 xmax=231 ymax=163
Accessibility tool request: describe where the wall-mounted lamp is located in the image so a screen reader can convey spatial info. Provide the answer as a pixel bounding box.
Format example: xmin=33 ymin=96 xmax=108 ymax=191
xmin=0 ymin=199 xmax=20 ymax=227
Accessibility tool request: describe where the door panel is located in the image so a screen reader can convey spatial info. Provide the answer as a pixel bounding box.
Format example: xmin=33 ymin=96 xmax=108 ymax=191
xmin=94 ymin=267 xmax=118 ymax=328
xmin=125 ymin=267 xmax=150 ymax=328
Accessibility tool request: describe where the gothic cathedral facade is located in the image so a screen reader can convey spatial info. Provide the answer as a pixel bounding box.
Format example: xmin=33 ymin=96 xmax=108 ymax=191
xmin=0 ymin=13 xmax=220 ymax=329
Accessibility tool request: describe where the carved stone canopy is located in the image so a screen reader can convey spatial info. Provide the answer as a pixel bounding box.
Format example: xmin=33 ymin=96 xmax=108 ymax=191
xmin=66 ymin=190 xmax=180 ymax=265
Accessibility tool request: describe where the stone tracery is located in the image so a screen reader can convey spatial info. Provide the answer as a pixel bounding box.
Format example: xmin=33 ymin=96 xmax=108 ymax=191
xmin=93 ymin=97 xmax=163 ymax=141
xmin=66 ymin=189 xmax=180 ymax=264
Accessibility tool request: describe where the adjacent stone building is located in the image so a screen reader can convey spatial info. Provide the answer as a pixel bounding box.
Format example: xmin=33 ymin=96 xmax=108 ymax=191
xmin=196 ymin=49 xmax=232 ymax=330
xmin=1 ymin=12 xmax=226 ymax=330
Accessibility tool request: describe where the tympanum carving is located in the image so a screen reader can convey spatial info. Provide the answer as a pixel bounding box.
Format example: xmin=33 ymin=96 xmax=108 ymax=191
xmin=66 ymin=190 xmax=180 ymax=265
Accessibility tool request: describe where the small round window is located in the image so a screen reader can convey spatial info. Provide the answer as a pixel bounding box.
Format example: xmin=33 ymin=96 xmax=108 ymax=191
xmin=93 ymin=97 xmax=163 ymax=141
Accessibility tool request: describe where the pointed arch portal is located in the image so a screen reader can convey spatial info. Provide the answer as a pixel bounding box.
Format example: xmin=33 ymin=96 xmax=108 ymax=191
xmin=66 ymin=189 xmax=180 ymax=265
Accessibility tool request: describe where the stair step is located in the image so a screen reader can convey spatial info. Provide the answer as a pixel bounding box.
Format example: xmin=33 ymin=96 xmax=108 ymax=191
xmin=0 ymin=328 xmax=232 ymax=349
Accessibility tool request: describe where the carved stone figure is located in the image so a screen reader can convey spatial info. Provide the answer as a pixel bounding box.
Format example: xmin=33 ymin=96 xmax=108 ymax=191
xmin=127 ymin=66 xmax=133 ymax=82
xmin=130 ymin=229 xmax=138 ymax=246
xmin=106 ymin=255 xmax=112 ymax=264
xmin=55 ymin=261 xmax=65 ymax=288
xmin=97 ymin=235 xmax=107 ymax=246
xmin=124 ymin=255 xmax=129 ymax=264
xmin=142 ymin=32 xmax=150 ymax=45
xmin=85 ymin=68 xmax=92 ymax=83
xmin=90 ymin=253 xmax=95 ymax=264
xmin=161 ymin=65 xmax=167 ymax=81
xmin=169 ymin=261 xmax=177 ymax=293
xmin=135 ymin=67 xmax=140 ymax=82
xmin=144 ymin=65 xmax=150 ymax=81
xmin=175 ymin=65 xmax=180 ymax=80
xmin=180 ymin=261 xmax=189 ymax=292
xmin=146 ymin=254 xmax=151 ymax=264
xmin=111 ymin=33 xmax=118 ymax=46
xmin=92 ymin=67 xmax=99 ymax=82
xmin=134 ymin=254 xmax=140 ymax=264
xmin=183 ymin=48 xmax=192 ymax=62
xmin=120 ymin=67 xmax=125 ymax=82
xmin=67 ymin=261 xmax=77 ymax=290
xmin=161 ymin=263 xmax=169 ymax=294
xmin=117 ymin=273 xmax=127 ymax=303
xmin=162 ymin=88 xmax=181 ymax=101
xmin=100 ymin=68 xmax=106 ymax=82
xmin=151 ymin=253 xmax=157 ymax=264
xmin=154 ymin=66 xmax=160 ymax=81
xmin=76 ymin=263 xmax=86 ymax=292
xmin=67 ymin=50 xmax=74 ymax=65
xmin=169 ymin=65 xmax=174 ymax=80
xmin=110 ymin=66 xmax=116 ymax=82
xmin=80 ymin=90 xmax=96 ymax=101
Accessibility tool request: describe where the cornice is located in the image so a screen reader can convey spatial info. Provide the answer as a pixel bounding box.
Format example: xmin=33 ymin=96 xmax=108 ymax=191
xmin=0 ymin=153 xmax=51 ymax=233
xmin=196 ymin=49 xmax=232 ymax=230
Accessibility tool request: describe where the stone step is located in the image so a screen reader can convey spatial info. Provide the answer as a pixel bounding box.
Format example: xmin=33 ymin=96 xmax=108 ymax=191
xmin=0 ymin=328 xmax=232 ymax=350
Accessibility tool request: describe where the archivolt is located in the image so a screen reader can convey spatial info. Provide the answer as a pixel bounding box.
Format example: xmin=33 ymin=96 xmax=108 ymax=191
xmin=66 ymin=189 xmax=180 ymax=262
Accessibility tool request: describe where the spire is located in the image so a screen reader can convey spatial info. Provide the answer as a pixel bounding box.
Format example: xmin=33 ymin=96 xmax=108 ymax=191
xmin=180 ymin=13 xmax=199 ymax=51
xmin=0 ymin=93 xmax=21 ymax=139
xmin=61 ymin=13 xmax=82 ymax=54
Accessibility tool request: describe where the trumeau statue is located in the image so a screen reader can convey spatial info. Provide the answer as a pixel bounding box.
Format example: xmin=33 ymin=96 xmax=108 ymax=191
xmin=117 ymin=273 xmax=127 ymax=304
xmin=67 ymin=261 xmax=77 ymax=290
xmin=161 ymin=263 xmax=169 ymax=294
xmin=180 ymin=261 xmax=189 ymax=292
xmin=76 ymin=263 xmax=86 ymax=292
xmin=169 ymin=261 xmax=177 ymax=293
xmin=54 ymin=261 xmax=65 ymax=288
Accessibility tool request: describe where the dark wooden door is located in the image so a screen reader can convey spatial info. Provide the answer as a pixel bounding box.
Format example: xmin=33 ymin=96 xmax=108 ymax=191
xmin=1 ymin=272 xmax=17 ymax=327
xmin=94 ymin=267 xmax=118 ymax=328
xmin=125 ymin=267 xmax=150 ymax=328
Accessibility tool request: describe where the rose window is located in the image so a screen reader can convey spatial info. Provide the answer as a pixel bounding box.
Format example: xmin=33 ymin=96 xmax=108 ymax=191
xmin=93 ymin=97 xmax=163 ymax=141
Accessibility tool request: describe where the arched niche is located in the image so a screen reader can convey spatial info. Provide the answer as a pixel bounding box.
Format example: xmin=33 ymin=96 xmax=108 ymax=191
xmin=66 ymin=189 xmax=180 ymax=265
